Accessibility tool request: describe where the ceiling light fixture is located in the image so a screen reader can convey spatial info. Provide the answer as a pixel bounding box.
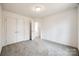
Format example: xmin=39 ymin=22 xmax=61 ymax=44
xmin=32 ymin=5 xmax=45 ymax=12
xmin=35 ymin=6 xmax=41 ymax=12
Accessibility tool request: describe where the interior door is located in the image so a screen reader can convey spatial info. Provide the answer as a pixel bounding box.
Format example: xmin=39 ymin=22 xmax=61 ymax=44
xmin=31 ymin=20 xmax=35 ymax=40
xmin=0 ymin=23 xmax=1 ymax=51
xmin=6 ymin=17 xmax=16 ymax=45
xmin=24 ymin=18 xmax=30 ymax=40
xmin=16 ymin=17 xmax=25 ymax=42
xmin=32 ymin=20 xmax=40 ymax=40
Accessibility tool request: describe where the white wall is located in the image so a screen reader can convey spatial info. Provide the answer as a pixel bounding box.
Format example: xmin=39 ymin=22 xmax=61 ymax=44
xmin=2 ymin=10 xmax=42 ymax=46
xmin=2 ymin=10 xmax=30 ymax=46
xmin=1 ymin=7 xmax=78 ymax=49
xmin=78 ymin=6 xmax=79 ymax=50
xmin=0 ymin=4 xmax=2 ymax=53
xmin=41 ymin=8 xmax=77 ymax=48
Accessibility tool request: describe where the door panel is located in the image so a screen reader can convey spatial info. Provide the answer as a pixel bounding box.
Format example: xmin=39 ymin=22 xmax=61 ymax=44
xmin=6 ymin=16 xmax=30 ymax=45
xmin=24 ymin=18 xmax=30 ymax=40
xmin=6 ymin=17 xmax=16 ymax=45
xmin=16 ymin=18 xmax=25 ymax=42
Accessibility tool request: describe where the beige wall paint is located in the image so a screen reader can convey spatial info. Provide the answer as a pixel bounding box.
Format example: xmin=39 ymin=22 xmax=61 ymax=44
xmin=41 ymin=8 xmax=77 ymax=48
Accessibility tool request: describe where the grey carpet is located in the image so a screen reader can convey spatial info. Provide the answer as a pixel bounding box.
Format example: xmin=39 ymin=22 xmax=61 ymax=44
xmin=0 ymin=38 xmax=78 ymax=56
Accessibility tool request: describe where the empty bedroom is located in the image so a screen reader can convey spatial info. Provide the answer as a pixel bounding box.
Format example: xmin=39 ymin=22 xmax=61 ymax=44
xmin=0 ymin=3 xmax=79 ymax=56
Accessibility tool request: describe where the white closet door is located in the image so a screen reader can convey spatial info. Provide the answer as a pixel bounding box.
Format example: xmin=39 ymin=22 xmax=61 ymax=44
xmin=16 ymin=18 xmax=25 ymax=42
xmin=6 ymin=17 xmax=16 ymax=45
xmin=24 ymin=18 xmax=30 ymax=40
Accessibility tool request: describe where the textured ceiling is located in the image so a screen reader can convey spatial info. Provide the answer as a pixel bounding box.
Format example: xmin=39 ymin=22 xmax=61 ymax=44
xmin=2 ymin=3 xmax=78 ymax=18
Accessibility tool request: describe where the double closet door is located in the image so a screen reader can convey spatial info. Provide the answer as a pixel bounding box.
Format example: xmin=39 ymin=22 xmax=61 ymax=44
xmin=6 ymin=16 xmax=29 ymax=45
xmin=6 ymin=17 xmax=16 ymax=45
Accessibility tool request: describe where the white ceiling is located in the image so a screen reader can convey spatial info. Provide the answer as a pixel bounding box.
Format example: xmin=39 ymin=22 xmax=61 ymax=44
xmin=2 ymin=3 xmax=78 ymax=18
